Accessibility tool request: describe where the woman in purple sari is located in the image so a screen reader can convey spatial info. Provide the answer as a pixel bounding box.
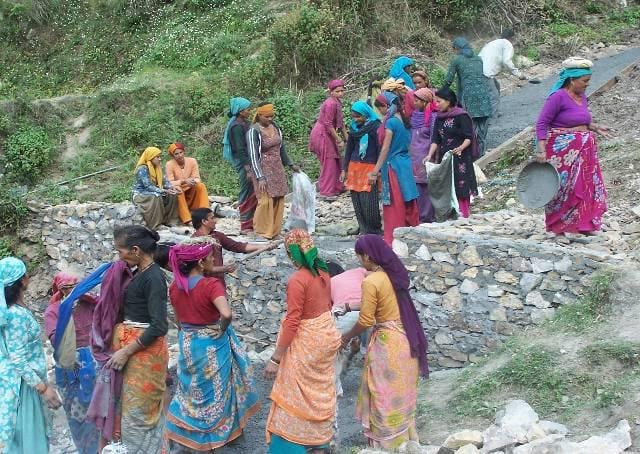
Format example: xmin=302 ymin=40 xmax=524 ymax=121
xmin=410 ymin=87 xmax=438 ymax=223
xmin=309 ymin=79 xmax=347 ymax=198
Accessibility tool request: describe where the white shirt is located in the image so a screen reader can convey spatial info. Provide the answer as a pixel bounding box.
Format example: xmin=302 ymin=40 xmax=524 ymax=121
xmin=479 ymin=38 xmax=522 ymax=78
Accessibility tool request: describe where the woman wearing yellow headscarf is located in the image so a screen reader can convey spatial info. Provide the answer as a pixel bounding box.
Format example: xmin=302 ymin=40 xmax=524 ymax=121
xmin=132 ymin=146 xmax=180 ymax=230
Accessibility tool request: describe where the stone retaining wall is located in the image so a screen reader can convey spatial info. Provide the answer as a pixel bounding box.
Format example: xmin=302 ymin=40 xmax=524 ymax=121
xmin=20 ymin=202 xmax=630 ymax=367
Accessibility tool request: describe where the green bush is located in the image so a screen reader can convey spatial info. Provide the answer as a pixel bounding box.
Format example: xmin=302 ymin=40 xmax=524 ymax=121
xmin=271 ymin=91 xmax=311 ymax=143
xmin=550 ymin=21 xmax=580 ymax=37
xmin=0 ymin=187 xmax=28 ymax=232
xmin=269 ymin=4 xmax=356 ymax=85
xmin=4 ymin=126 xmax=52 ymax=182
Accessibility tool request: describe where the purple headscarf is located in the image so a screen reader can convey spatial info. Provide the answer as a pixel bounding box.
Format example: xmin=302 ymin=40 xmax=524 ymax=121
xmin=328 ymin=79 xmax=345 ymax=91
xmin=355 ymin=234 xmax=429 ymax=377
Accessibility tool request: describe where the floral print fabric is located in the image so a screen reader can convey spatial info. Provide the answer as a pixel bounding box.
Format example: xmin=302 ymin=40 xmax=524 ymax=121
xmin=356 ymin=321 xmax=419 ymax=449
xmin=165 ymin=325 xmax=260 ymax=451
xmin=545 ymin=130 xmax=607 ymax=233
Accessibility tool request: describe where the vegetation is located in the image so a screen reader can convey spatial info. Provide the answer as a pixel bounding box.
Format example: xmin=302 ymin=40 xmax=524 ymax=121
xmin=0 ymin=0 xmax=637 ymax=231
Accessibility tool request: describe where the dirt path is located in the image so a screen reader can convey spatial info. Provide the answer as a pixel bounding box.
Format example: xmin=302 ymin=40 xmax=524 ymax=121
xmin=487 ymin=47 xmax=640 ymax=149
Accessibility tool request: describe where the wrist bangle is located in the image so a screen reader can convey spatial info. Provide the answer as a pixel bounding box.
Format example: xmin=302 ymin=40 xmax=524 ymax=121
xmin=270 ymin=357 xmax=280 ymax=366
xmin=136 ymin=338 xmax=144 ymax=347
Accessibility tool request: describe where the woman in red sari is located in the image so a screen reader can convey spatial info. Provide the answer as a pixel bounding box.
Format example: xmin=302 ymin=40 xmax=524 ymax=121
xmin=309 ymin=79 xmax=347 ymax=199
xmin=535 ymin=57 xmax=610 ymax=234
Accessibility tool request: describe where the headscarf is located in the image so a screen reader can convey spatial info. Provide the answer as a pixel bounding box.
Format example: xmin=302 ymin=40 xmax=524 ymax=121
xmin=350 ymin=101 xmax=381 ymax=159
xmin=355 ymin=235 xmax=429 ymax=377
xmin=222 ymin=97 xmax=251 ymax=162
xmin=381 ymin=77 xmax=406 ymax=93
xmin=253 ymin=103 xmax=275 ymax=123
xmin=167 ymin=142 xmax=184 ymax=157
xmin=168 ymin=243 xmax=213 ymax=294
xmin=327 ymin=79 xmax=345 ymax=91
xmin=453 ymin=37 xmax=474 ymax=58
xmin=414 ymin=88 xmax=434 ymax=103
xmin=389 ymin=56 xmax=416 ymax=90
xmin=412 ymin=70 xmax=430 ymax=86
xmin=549 ymin=57 xmax=594 ymax=96
xmin=0 ymin=256 xmax=27 ymax=328
xmin=284 ymin=229 xmax=328 ymax=277
xmin=49 ymin=272 xmax=80 ymax=305
xmin=135 ymin=146 xmax=163 ymax=187
xmin=375 ymin=94 xmax=389 ymax=107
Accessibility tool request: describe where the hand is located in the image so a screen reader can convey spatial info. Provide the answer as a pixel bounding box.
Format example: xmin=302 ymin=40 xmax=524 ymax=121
xmin=290 ymin=164 xmax=301 ymax=173
xmin=535 ymin=152 xmax=547 ymax=163
xmin=265 ymin=242 xmax=278 ymax=251
xmin=168 ymin=187 xmax=181 ymax=195
xmin=332 ymin=306 xmax=347 ymax=317
xmin=224 ymin=263 xmax=237 ymax=273
xmin=258 ymin=179 xmax=267 ymax=194
xmin=453 ymin=147 xmax=463 ymax=156
xmin=341 ymin=334 xmax=351 ymax=349
xmin=339 ymin=171 xmax=346 ymax=183
xmin=423 ymin=155 xmax=433 ymax=164
xmin=105 ymin=348 xmax=131 ymax=371
xmin=264 ymin=360 xmax=279 ymax=379
xmin=367 ymin=171 xmax=378 ymax=185
xmin=186 ymin=178 xmax=196 ymax=187
xmin=595 ymin=126 xmax=613 ymax=139
xmin=42 ymin=386 xmax=62 ymax=409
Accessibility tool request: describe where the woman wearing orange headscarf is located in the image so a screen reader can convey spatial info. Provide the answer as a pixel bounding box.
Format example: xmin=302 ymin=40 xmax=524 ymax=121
xmin=132 ymin=146 xmax=180 ymax=230
xmin=247 ymin=103 xmax=300 ymax=239
xmin=264 ymin=229 xmax=341 ymax=453
xmin=165 ymin=142 xmax=210 ymax=225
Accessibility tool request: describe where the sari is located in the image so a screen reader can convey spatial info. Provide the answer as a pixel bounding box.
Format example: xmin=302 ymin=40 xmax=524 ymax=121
xmin=544 ymin=130 xmax=607 ymax=233
xmin=266 ymin=311 xmax=341 ymax=450
xmin=165 ymin=324 xmax=260 ymax=451
xmin=114 ymin=323 xmax=168 ymax=453
xmin=310 ymin=96 xmax=345 ymax=197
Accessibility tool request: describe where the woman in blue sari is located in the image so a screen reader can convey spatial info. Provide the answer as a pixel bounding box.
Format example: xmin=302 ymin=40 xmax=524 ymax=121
xmin=165 ymin=242 xmax=260 ymax=452
xmin=0 ymin=257 xmax=62 ymax=452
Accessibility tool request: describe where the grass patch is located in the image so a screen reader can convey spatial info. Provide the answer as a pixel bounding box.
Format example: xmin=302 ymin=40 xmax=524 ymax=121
xmin=452 ymin=345 xmax=568 ymax=417
xmin=548 ymin=270 xmax=615 ymax=332
xmin=583 ymin=341 xmax=640 ymax=368
xmin=494 ymin=144 xmax=531 ymax=172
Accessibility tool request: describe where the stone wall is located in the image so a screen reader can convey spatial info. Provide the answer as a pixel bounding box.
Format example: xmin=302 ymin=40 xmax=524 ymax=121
xmin=20 ymin=202 xmax=632 ymax=367
xmin=392 ymin=210 xmax=630 ymax=369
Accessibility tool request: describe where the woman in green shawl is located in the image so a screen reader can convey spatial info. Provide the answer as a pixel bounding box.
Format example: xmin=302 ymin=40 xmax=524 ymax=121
xmin=443 ymin=37 xmax=492 ymax=157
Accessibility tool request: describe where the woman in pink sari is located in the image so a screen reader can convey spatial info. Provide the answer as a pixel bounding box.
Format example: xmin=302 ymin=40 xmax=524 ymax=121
xmin=309 ymin=79 xmax=347 ymax=199
xmin=535 ymin=57 xmax=610 ymax=234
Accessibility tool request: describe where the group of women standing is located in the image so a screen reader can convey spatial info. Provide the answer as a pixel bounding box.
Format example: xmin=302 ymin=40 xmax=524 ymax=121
xmin=1 ymin=225 xmax=429 ymax=453
xmin=311 ymin=56 xmax=480 ymax=245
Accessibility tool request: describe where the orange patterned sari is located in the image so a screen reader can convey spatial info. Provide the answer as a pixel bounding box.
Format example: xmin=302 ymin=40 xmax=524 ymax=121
xmin=266 ymin=311 xmax=341 ymax=446
xmin=113 ymin=323 xmax=168 ymax=453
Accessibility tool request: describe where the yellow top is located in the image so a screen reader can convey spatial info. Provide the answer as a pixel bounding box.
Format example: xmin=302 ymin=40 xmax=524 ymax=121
xmin=357 ymin=270 xmax=401 ymax=328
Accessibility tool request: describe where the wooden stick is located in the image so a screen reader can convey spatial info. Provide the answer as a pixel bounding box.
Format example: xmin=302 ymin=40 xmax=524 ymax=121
xmin=237 ymin=333 xmax=271 ymax=346
xmin=237 ymin=239 xmax=284 ymax=262
xmin=25 ymin=164 xmax=125 ymax=194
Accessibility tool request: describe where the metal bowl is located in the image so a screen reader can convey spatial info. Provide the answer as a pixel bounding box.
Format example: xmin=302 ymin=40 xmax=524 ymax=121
xmin=516 ymin=161 xmax=561 ymax=208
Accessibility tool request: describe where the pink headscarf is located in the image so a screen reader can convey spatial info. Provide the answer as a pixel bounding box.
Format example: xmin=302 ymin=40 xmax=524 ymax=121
xmin=414 ymin=88 xmax=434 ymax=103
xmin=328 ymin=79 xmax=345 ymax=91
xmin=169 ymin=243 xmax=213 ymax=294
xmin=49 ymin=272 xmax=80 ymax=305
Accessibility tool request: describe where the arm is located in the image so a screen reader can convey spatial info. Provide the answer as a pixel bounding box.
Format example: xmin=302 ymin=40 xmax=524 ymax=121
xmin=535 ymin=94 xmax=560 ymax=158
xmin=136 ymin=167 xmax=163 ymax=195
xmin=43 ymin=305 xmax=58 ymax=344
xmin=343 ymin=133 xmax=356 ymax=171
xmin=272 ymin=274 xmax=305 ymax=357
xmin=212 ymin=296 xmax=232 ymax=332
xmin=426 ymin=119 xmax=442 ymax=161
xmin=454 ymin=115 xmax=473 ymax=156
xmin=189 ymin=159 xmax=202 ymax=183
xmin=442 ymin=59 xmax=457 ymax=88
xmin=138 ymin=273 xmax=169 ymax=347
xmin=503 ymin=42 xmax=523 ymax=78
xmin=247 ymin=128 xmax=264 ymax=180
xmin=230 ymin=124 xmax=250 ymax=168
xmin=277 ymin=126 xmax=297 ymax=170
xmin=163 ymin=173 xmax=174 ymax=191
xmin=6 ymin=316 xmax=46 ymax=387
xmin=165 ymin=161 xmax=182 ymax=188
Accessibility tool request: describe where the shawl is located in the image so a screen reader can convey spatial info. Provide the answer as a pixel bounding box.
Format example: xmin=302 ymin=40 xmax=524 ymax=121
xmin=355 ymin=235 xmax=429 ymax=377
xmin=168 ymin=243 xmax=213 ymax=294
xmin=0 ymin=257 xmax=26 ymax=329
xmin=223 ymin=97 xmax=251 ymax=162
xmin=135 ymin=146 xmax=163 ymax=187
xmin=53 ymin=263 xmax=112 ymax=359
xmin=389 ymin=56 xmax=416 ymax=89
xmin=284 ymin=229 xmax=328 ymax=277
xmin=453 ymin=37 xmax=474 ymax=58
xmin=351 ymin=101 xmax=381 ymax=159
xmin=437 ymin=106 xmax=480 ymax=160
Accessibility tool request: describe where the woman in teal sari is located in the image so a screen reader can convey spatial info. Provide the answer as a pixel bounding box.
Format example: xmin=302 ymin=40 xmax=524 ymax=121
xmin=0 ymin=257 xmax=62 ymax=452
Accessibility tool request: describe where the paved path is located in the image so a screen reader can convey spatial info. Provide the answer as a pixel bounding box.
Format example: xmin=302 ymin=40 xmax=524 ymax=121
xmin=487 ymin=47 xmax=640 ymax=149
